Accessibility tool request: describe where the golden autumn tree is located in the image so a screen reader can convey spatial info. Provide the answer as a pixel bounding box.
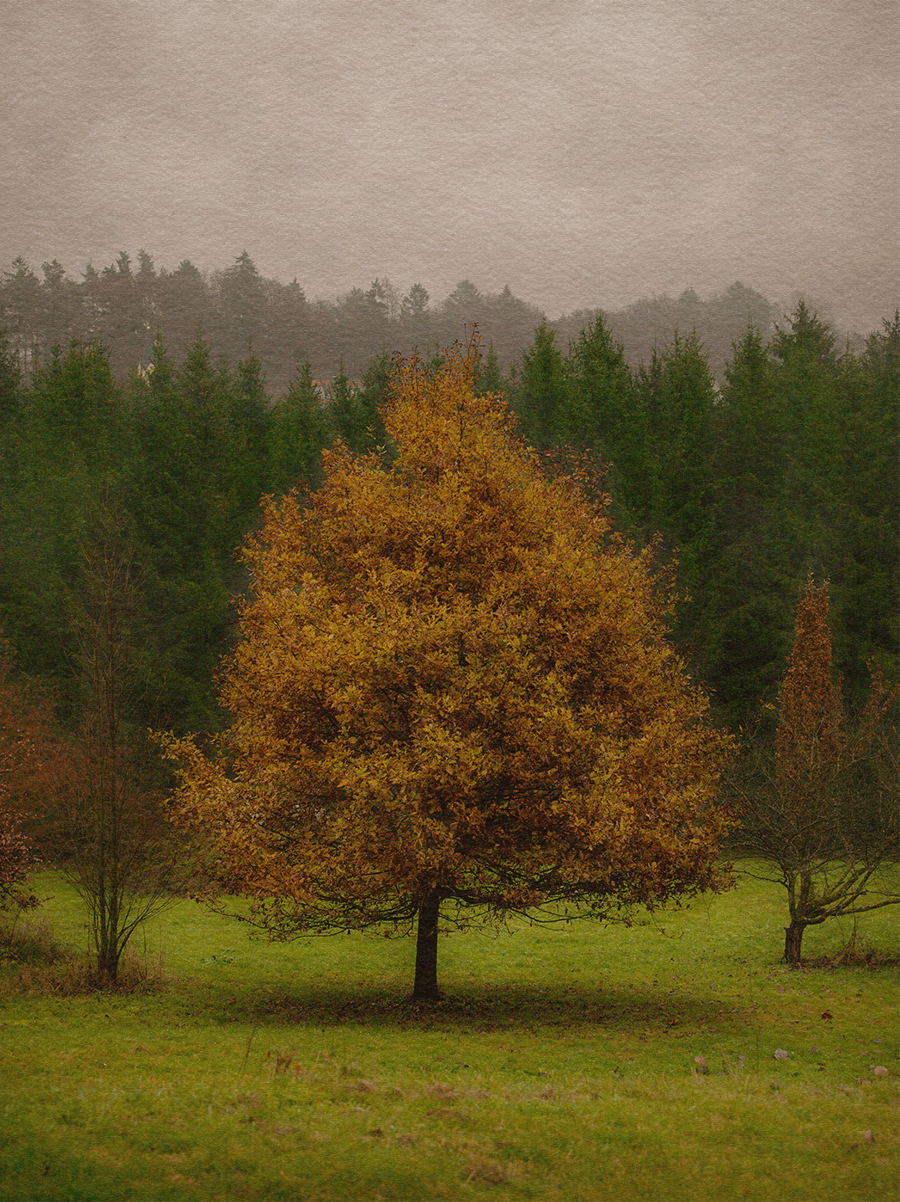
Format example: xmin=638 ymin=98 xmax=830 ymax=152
xmin=740 ymin=578 xmax=898 ymax=964
xmin=163 ymin=338 xmax=733 ymax=999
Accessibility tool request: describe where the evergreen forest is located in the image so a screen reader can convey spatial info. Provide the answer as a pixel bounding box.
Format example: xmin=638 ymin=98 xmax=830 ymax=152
xmin=0 ymin=250 xmax=896 ymax=824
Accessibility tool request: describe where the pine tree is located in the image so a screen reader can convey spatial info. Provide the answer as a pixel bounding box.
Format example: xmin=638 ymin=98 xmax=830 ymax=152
xmin=564 ymin=314 xmax=633 ymax=457
xmin=828 ymin=315 xmax=899 ymax=702
xmin=270 ymin=361 xmax=332 ymax=495
xmin=698 ymin=325 xmax=797 ymax=721
xmin=230 ymin=345 xmax=272 ymax=520
xmin=510 ymin=322 xmax=568 ymax=450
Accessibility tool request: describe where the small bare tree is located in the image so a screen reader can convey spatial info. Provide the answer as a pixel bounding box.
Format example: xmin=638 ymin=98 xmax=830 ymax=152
xmin=736 ymin=578 xmax=898 ymax=963
xmin=56 ymin=503 xmax=180 ymax=984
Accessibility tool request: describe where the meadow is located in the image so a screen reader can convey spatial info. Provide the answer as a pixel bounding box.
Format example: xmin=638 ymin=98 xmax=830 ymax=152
xmin=0 ymin=864 xmax=896 ymax=1202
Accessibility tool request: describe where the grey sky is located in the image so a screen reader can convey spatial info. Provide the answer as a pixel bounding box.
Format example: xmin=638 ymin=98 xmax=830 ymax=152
xmin=2 ymin=0 xmax=897 ymax=333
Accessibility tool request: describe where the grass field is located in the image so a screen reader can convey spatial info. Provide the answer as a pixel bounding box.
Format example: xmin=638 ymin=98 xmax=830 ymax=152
xmin=0 ymin=863 xmax=897 ymax=1202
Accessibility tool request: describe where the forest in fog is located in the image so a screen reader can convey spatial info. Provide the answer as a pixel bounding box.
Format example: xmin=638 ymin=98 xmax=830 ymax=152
xmin=1 ymin=251 xmax=783 ymax=389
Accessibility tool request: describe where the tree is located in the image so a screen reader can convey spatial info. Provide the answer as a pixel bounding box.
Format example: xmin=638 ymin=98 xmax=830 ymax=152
xmin=155 ymin=260 xmax=213 ymax=366
xmin=55 ymin=504 xmax=179 ymax=984
xmin=0 ymin=258 xmax=43 ymax=373
xmin=0 ymin=340 xmax=126 ymax=705
xmin=640 ymin=331 xmax=717 ymax=568
xmin=697 ymin=324 xmax=797 ymax=722
xmin=351 ymin=349 xmax=392 ymax=452
xmin=97 ymin=252 xmax=148 ymax=376
xmin=215 ymin=251 xmax=268 ymax=357
xmin=564 ymin=314 xmax=633 ymax=456
xmin=328 ymin=358 xmax=368 ymax=454
xmin=626 ymin=331 xmax=719 ymax=672
xmin=0 ymin=802 xmax=36 ymax=914
xmin=123 ymin=334 xmax=240 ymax=730
xmin=768 ymin=302 xmax=842 ymax=575
xmin=401 ymin=283 xmax=430 ymax=321
xmin=828 ymin=314 xmax=899 ymax=703
xmin=334 ymin=286 xmax=390 ymax=376
xmin=267 ymin=278 xmax=312 ymax=395
xmin=28 ymin=338 xmax=124 ymax=475
xmin=0 ymin=329 xmax=23 ymax=432
xmin=736 ymin=578 xmax=898 ymax=964
xmin=163 ymin=337 xmax=734 ymax=999
xmin=269 ymin=360 xmax=332 ymax=496
xmin=473 ymin=343 xmax=505 ymax=397
xmin=510 ymin=321 xmax=568 ymax=450
xmin=40 ymin=260 xmax=83 ymax=357
xmin=563 ymin=315 xmax=638 ymax=526
xmin=229 ymin=344 xmax=272 ymax=518
xmin=486 ymin=285 xmax=546 ymax=370
xmin=0 ymin=640 xmax=61 ymax=912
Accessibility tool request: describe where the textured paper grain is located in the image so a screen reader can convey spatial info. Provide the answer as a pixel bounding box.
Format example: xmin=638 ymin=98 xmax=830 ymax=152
xmin=1 ymin=0 xmax=897 ymax=331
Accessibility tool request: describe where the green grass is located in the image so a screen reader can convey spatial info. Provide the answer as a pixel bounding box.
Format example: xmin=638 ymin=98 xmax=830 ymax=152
xmin=0 ymin=864 xmax=897 ymax=1201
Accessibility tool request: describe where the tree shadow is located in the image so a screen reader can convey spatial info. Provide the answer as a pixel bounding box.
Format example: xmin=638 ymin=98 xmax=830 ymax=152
xmin=231 ymin=978 xmax=724 ymax=1033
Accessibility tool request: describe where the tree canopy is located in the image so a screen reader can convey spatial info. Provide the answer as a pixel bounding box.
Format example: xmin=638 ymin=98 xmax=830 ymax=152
xmin=163 ymin=338 xmax=733 ymax=998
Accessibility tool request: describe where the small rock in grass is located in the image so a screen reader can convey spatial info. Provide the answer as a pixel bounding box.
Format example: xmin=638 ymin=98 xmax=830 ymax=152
xmin=864 ymin=1130 xmax=874 ymax=1144
xmin=872 ymin=1066 xmax=889 ymax=1077
xmin=773 ymin=1049 xmax=789 ymax=1060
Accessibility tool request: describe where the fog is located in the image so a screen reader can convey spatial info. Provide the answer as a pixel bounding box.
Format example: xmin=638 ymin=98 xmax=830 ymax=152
xmin=2 ymin=0 xmax=897 ymax=333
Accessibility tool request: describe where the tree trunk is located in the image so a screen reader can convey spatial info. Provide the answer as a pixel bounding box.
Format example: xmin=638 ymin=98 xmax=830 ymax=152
xmin=783 ymin=920 xmax=806 ymax=965
xmin=96 ymin=949 xmax=119 ymax=986
xmin=413 ymin=890 xmax=441 ymax=1000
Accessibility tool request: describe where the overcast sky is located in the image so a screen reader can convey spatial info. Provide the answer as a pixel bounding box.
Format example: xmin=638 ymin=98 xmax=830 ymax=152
xmin=2 ymin=0 xmax=897 ymax=333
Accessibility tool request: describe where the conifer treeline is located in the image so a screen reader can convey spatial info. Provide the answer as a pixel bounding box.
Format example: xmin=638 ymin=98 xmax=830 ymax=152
xmin=506 ymin=308 xmax=898 ymax=724
xmin=0 ymin=268 xmax=895 ymax=744
xmin=1 ymin=251 xmax=779 ymax=390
